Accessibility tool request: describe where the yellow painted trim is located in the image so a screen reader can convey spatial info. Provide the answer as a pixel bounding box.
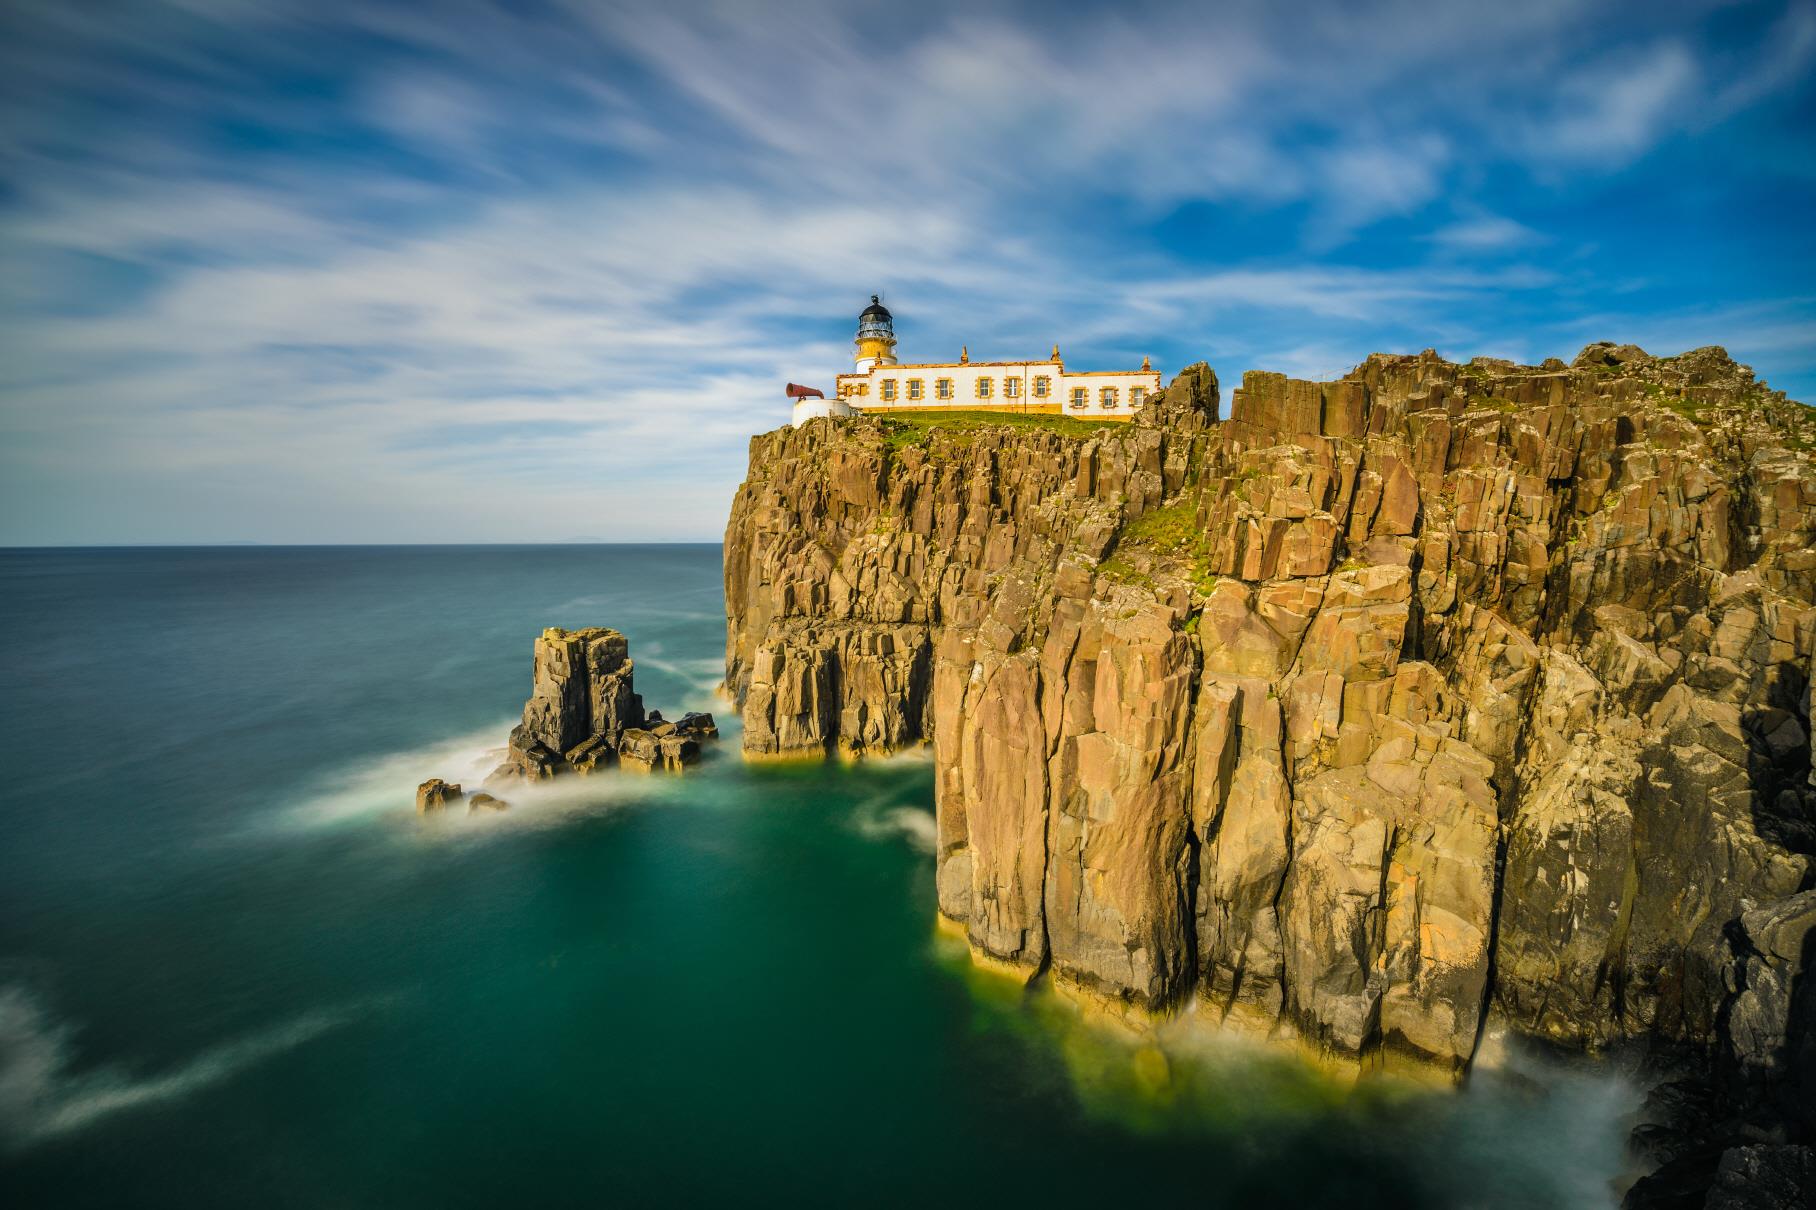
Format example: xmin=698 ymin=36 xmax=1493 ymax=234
xmin=1068 ymin=369 xmax=1163 ymax=378
xmin=856 ymin=402 xmax=1065 ymax=416
xmin=842 ymin=364 xmax=1157 ymax=377
xmin=868 ymin=359 xmax=1058 ymax=370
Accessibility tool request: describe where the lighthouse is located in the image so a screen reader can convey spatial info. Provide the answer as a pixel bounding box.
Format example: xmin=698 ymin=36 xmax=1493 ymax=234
xmin=853 ymin=295 xmax=898 ymax=372
xmin=793 ymin=295 xmax=1160 ymax=427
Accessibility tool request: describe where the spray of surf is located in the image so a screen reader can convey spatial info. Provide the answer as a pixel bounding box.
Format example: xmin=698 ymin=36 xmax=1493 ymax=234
xmin=0 ymin=983 xmax=370 ymax=1151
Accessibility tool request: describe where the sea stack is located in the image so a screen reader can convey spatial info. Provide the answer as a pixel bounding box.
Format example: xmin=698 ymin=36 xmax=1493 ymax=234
xmin=490 ymin=626 xmax=716 ymax=781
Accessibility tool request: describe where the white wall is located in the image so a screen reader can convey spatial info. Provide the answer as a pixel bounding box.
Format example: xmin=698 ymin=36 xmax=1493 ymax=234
xmin=840 ymin=358 xmax=1160 ymax=418
xmin=791 ymin=396 xmax=854 ymax=427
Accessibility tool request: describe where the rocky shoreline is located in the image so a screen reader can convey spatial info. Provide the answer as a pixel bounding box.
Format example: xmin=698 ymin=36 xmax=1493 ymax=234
xmin=723 ymin=343 xmax=1815 ymax=1207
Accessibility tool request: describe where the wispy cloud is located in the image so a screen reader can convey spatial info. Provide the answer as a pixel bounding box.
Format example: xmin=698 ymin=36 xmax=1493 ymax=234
xmin=1 ymin=0 xmax=1813 ymax=543
xmin=1533 ymin=41 xmax=1701 ymax=162
xmin=1428 ymin=213 xmax=1544 ymax=253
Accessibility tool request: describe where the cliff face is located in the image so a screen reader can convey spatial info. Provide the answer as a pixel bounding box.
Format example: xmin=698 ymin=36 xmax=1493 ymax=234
xmin=723 ymin=345 xmax=1816 ymax=1087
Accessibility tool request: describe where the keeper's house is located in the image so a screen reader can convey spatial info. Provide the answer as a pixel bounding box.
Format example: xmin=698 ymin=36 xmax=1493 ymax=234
xmin=790 ymin=296 xmax=1160 ymax=428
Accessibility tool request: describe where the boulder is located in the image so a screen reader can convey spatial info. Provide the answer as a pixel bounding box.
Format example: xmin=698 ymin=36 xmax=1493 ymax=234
xmin=617 ymin=728 xmax=661 ymax=773
xmin=658 ymin=733 xmax=700 ymax=771
xmin=564 ymin=735 xmax=616 ymax=775
xmin=415 ymin=779 xmax=464 ymax=813
xmin=1704 ymin=1145 xmax=1816 ymax=1210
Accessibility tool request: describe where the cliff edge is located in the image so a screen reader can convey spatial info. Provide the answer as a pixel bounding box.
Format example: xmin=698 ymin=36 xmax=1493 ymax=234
xmin=724 ymin=344 xmax=1816 ymax=1195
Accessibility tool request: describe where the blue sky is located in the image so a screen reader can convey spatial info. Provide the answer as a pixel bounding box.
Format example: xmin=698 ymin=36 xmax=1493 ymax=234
xmin=2 ymin=0 xmax=1813 ymax=544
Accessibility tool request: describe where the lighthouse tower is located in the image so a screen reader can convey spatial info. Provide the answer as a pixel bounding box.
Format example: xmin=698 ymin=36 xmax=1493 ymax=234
xmin=853 ymin=295 xmax=898 ymax=372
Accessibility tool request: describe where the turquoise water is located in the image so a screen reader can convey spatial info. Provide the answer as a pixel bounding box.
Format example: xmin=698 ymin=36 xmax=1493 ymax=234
xmin=0 ymin=545 xmax=1636 ymax=1207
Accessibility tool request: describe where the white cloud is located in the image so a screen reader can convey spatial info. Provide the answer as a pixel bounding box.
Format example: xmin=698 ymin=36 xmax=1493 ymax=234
xmin=1 ymin=0 xmax=1812 ymax=542
xmin=1427 ymin=212 xmax=1543 ymax=252
xmin=1306 ymin=136 xmax=1451 ymax=245
xmin=1533 ymin=41 xmax=1700 ymax=163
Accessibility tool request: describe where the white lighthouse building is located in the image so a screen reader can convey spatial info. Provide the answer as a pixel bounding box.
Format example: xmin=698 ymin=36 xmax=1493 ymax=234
xmin=791 ymin=297 xmax=1161 ymax=428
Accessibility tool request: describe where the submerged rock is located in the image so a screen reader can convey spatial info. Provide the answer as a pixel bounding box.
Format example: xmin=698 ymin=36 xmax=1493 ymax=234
xmin=467 ymin=792 xmax=508 ymax=812
xmin=415 ymin=779 xmax=464 ymax=813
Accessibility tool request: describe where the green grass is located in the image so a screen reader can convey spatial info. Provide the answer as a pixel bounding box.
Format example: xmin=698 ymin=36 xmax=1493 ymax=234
xmin=1465 ymin=392 xmax=1518 ymax=413
xmin=1664 ymin=398 xmax=1709 ymax=426
xmin=1119 ymin=497 xmax=1202 ymax=557
xmin=875 ymin=409 xmax=1125 ymax=449
xmin=1103 ymin=494 xmax=1232 ymax=594
xmin=1096 ymin=554 xmax=1154 ymax=588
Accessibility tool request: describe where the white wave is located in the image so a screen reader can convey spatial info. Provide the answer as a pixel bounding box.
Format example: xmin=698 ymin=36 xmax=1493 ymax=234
xmin=0 ymin=984 xmax=363 ymax=1150
xmin=264 ymin=714 xmax=730 ymax=839
xmin=849 ymin=792 xmax=936 ymax=854
xmin=631 ymin=653 xmax=728 ymax=702
xmin=269 ymin=719 xmax=518 ymax=831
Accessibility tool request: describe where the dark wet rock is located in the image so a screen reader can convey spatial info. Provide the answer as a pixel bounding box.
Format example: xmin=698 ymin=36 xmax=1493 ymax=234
xmin=1704 ymin=1145 xmax=1816 ymax=1210
xmin=1725 ymin=891 xmax=1816 ymax=1078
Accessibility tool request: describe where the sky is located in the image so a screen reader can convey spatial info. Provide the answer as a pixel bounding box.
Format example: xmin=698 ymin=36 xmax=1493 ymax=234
xmin=2 ymin=0 xmax=1813 ymax=544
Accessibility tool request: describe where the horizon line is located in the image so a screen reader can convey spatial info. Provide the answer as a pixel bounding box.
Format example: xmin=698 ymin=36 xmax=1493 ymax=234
xmin=0 ymin=540 xmax=727 ymax=550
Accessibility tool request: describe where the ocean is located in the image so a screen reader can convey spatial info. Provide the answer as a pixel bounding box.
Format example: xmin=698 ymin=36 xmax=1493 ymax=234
xmin=0 ymin=545 xmax=1637 ymax=1208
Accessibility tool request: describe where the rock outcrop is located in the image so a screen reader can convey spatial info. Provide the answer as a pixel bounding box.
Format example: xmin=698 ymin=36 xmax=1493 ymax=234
xmin=490 ymin=626 xmax=716 ymax=781
xmin=724 ymin=345 xmax=1816 ymax=1195
xmin=416 ymin=778 xmax=465 ymax=813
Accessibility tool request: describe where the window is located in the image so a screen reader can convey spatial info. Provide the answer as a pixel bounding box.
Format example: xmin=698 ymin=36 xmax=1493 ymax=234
xmin=857 ymin=382 xmax=869 ymax=396
xmin=1034 ymin=376 xmax=1051 ymax=398
xmin=976 ymin=377 xmax=993 ymax=400
xmin=1130 ymin=386 xmax=1147 ymax=407
xmin=935 ymin=378 xmax=954 ymax=400
xmin=1005 ymin=377 xmax=1022 ymax=398
xmin=1069 ymin=387 xmax=1088 ymax=409
xmin=907 ymin=378 xmax=924 ymax=400
xmin=1101 ymin=386 xmax=1118 ymax=407
xmin=881 ymin=379 xmax=897 ymax=401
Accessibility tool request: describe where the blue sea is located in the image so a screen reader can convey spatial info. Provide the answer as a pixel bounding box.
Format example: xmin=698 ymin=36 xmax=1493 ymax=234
xmin=0 ymin=545 xmax=1637 ymax=1207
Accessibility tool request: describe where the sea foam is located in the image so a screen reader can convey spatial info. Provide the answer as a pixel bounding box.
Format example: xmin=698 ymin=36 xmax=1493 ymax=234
xmin=0 ymin=983 xmax=367 ymax=1151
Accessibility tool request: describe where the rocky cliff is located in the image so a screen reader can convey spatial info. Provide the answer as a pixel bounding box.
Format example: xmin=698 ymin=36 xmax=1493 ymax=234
xmin=723 ymin=344 xmax=1816 ymax=1196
